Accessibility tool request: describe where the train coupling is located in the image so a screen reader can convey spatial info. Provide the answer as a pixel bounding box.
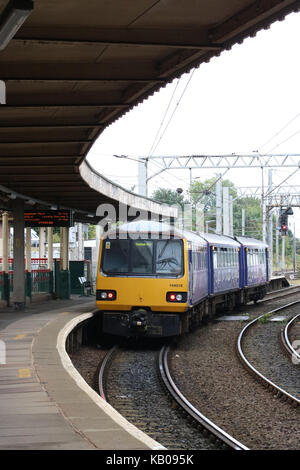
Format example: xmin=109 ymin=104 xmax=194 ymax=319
xmin=130 ymin=309 xmax=148 ymax=332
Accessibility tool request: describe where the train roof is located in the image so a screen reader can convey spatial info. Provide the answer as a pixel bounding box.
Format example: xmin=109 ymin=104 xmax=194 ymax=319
xmin=198 ymin=232 xmax=241 ymax=248
xmin=102 ymin=221 xmax=266 ymax=250
xmin=103 ymin=220 xmax=183 ymax=239
xmin=103 ymin=220 xmax=206 ymax=245
xmin=234 ymin=236 xmax=268 ymax=249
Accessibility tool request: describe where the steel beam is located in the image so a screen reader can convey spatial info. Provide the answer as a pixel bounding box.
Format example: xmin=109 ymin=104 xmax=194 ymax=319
xmin=148 ymin=154 xmax=300 ymax=170
xmin=14 ymin=36 xmax=223 ymax=50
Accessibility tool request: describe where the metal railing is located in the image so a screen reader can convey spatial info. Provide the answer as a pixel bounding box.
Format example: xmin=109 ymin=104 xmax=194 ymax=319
xmin=31 ymin=269 xmax=52 ymax=294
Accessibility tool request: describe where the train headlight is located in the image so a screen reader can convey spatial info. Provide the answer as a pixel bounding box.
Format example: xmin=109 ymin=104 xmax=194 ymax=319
xmin=96 ymin=290 xmax=117 ymax=301
xmin=166 ymin=292 xmax=187 ymax=303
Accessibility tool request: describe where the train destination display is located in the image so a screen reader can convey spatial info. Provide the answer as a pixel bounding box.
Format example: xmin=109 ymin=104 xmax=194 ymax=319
xmin=24 ymin=210 xmax=73 ymax=227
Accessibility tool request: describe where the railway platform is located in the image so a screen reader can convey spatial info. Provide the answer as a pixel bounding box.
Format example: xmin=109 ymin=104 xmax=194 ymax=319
xmin=0 ymin=297 xmax=161 ymax=450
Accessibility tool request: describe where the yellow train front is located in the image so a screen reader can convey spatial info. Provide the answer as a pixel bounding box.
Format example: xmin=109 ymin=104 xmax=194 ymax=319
xmin=96 ymin=221 xmax=189 ymax=337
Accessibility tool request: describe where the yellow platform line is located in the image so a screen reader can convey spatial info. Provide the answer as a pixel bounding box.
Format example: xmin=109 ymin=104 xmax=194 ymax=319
xmin=18 ymin=368 xmax=31 ymax=378
xmin=14 ymin=334 xmax=26 ymax=340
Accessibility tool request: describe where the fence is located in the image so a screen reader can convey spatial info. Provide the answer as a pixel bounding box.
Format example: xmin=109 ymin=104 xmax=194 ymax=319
xmin=0 ymin=258 xmax=91 ymax=305
xmin=31 ymin=269 xmax=52 ymax=294
xmin=0 ymin=272 xmax=5 ymax=301
xmin=0 ymin=264 xmax=53 ymax=306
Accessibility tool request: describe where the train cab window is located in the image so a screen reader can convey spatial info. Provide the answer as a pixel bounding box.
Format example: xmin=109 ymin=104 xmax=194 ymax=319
xmin=102 ymin=239 xmax=129 ymax=273
xmin=156 ymin=239 xmax=182 ymax=274
xmin=131 ymin=241 xmax=153 ymax=273
xmin=102 ymin=238 xmax=183 ymax=276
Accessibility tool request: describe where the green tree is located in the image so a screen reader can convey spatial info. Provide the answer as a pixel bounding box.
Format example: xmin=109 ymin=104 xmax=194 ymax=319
xmin=88 ymin=224 xmax=96 ymax=239
xmin=189 ymin=178 xmax=237 ymax=214
xmin=233 ymin=196 xmax=262 ymax=238
xmin=151 ymin=188 xmax=189 ymax=209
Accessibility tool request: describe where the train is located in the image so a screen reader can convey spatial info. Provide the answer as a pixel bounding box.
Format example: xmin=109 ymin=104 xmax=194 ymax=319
xmin=96 ymin=220 xmax=269 ymax=337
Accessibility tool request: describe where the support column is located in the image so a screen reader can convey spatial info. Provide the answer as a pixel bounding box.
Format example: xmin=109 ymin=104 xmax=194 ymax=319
xmin=229 ymin=195 xmax=233 ymax=237
xmin=59 ymin=226 xmax=70 ymax=299
xmin=47 ymin=227 xmax=54 ymax=295
xmin=60 ymin=227 xmax=64 ymax=271
xmin=25 ymin=227 xmax=32 ymax=302
xmin=242 ymin=209 xmax=245 ymax=236
xmin=293 ymin=223 xmax=296 ymax=274
xmin=2 ymin=212 xmax=9 ymax=272
xmin=62 ymin=227 xmax=69 ymax=271
xmin=216 ymin=176 xmax=222 ymax=235
xmin=276 ymin=210 xmax=280 ymax=268
xmin=47 ymin=227 xmax=53 ymax=269
xmin=223 ymin=187 xmax=230 ymax=236
xmin=281 ymin=235 xmax=285 ymax=272
xmin=266 ymin=169 xmax=273 ymax=278
xmin=138 ymin=157 xmax=147 ymax=196
xmin=2 ymin=212 xmax=9 ymax=305
xmin=12 ymin=199 xmax=25 ymax=309
xmin=262 ymin=201 xmax=267 ymax=243
xmin=96 ymin=224 xmax=101 ymax=266
xmin=39 ymin=227 xmax=46 ymax=258
xmin=261 ymin=167 xmax=266 ymax=243
xmin=77 ymin=223 xmax=84 ymax=260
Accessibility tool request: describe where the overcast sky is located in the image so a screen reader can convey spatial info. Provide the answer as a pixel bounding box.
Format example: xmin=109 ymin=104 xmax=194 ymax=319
xmin=87 ymin=11 xmax=300 ymax=236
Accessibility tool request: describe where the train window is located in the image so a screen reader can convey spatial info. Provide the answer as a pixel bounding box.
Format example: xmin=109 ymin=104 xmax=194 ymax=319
xmin=156 ymin=239 xmax=182 ymax=274
xmin=102 ymin=238 xmax=183 ymax=276
xmin=132 ymin=241 xmax=153 ymax=273
xmin=102 ymin=239 xmax=129 ymax=273
xmin=213 ymin=250 xmax=217 ymax=269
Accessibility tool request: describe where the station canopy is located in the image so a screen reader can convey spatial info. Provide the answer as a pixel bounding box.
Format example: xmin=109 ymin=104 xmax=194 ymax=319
xmin=0 ymin=0 xmax=299 ymax=222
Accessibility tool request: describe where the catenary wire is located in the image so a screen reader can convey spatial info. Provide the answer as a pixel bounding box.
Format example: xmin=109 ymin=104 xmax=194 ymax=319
xmin=149 ymin=69 xmax=196 ymax=156
xmin=147 ymin=78 xmax=180 ymax=157
xmin=258 ymin=111 xmax=300 ymax=152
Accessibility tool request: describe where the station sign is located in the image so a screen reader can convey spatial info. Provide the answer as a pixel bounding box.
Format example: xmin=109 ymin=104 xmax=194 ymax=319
xmin=24 ymin=210 xmax=73 ymax=227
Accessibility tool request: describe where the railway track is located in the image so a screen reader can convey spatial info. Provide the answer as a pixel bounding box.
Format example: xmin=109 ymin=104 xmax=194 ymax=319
xmin=237 ymin=300 xmax=300 ymax=407
xmin=70 ymin=285 xmax=300 ymax=450
xmin=98 ymin=344 xmax=249 ymax=450
xmin=280 ymin=313 xmax=300 ymax=365
xmin=158 ymin=346 xmax=248 ymax=450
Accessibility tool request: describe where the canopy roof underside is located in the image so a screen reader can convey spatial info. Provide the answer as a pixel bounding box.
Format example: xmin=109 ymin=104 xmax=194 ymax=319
xmin=0 ymin=0 xmax=299 ymax=221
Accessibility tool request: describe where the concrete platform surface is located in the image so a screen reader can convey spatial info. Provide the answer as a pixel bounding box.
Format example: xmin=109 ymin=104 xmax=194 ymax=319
xmin=0 ymin=297 xmax=162 ymax=450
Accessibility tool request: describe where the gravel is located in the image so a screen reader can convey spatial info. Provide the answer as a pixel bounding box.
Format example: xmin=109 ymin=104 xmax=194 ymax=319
xmin=70 ymin=344 xmax=109 ymax=390
xmin=105 ymin=347 xmax=218 ymax=450
xmin=243 ymin=306 xmax=300 ymax=400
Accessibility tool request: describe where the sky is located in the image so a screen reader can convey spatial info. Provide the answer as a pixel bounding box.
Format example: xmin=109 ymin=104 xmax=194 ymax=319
xmin=87 ymin=11 xmax=300 ymax=236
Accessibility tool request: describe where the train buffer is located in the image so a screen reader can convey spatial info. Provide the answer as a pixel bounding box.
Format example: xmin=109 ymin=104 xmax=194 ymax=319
xmin=78 ymin=277 xmax=94 ymax=297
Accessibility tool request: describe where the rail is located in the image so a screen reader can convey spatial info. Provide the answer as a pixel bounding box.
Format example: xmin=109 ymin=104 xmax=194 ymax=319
xmin=237 ymin=301 xmax=300 ymax=408
xmin=280 ymin=313 xmax=300 ymax=365
xmin=98 ymin=346 xmax=118 ymax=401
xmin=158 ymin=345 xmax=249 ymax=450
